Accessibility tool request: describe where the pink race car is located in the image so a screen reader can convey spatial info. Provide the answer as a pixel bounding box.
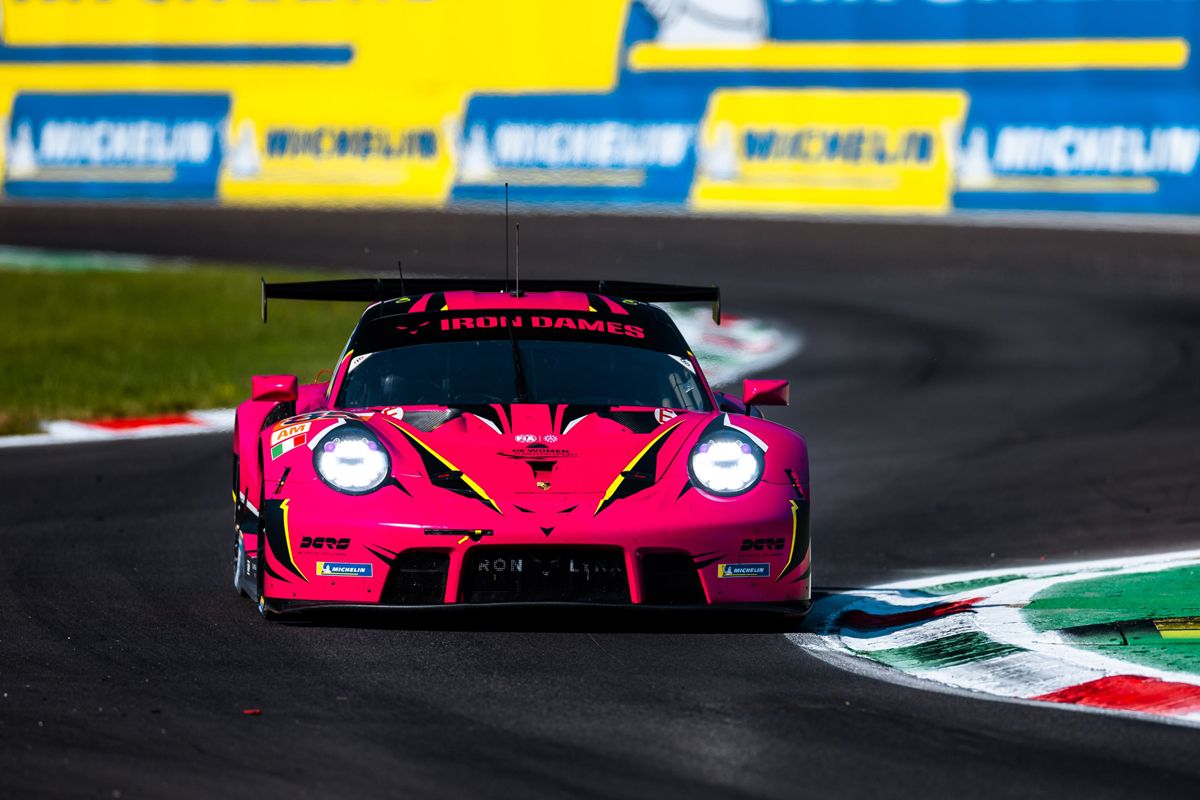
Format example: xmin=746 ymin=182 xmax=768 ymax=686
xmin=232 ymin=279 xmax=810 ymax=619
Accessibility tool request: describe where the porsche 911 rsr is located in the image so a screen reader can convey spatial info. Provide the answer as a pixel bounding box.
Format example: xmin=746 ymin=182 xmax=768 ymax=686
xmin=231 ymin=279 xmax=809 ymax=618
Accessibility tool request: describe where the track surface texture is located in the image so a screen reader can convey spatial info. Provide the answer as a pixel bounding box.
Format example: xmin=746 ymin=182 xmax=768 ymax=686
xmin=2 ymin=205 xmax=1200 ymax=798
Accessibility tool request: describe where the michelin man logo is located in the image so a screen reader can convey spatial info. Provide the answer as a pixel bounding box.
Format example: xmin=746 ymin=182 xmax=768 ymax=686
xmin=7 ymin=122 xmax=38 ymax=179
xmin=642 ymin=0 xmax=768 ymax=45
xmin=226 ymin=118 xmax=261 ymax=179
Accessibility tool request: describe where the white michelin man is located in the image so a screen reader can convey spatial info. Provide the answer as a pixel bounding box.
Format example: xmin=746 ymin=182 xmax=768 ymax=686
xmin=641 ymin=0 xmax=769 ymax=45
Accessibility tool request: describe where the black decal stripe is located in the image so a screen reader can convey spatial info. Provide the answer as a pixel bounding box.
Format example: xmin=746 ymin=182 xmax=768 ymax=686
xmin=382 ymin=417 xmax=503 ymax=515
xmin=261 ymin=499 xmax=307 ymax=584
xmin=467 ymin=404 xmax=507 ymax=434
xmin=594 ymin=421 xmax=683 ymax=516
xmin=366 ymin=546 xmax=398 ymax=566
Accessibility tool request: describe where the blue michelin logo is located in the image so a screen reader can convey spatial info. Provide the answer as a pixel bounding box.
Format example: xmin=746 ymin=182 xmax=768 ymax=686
xmin=317 ymin=561 xmax=373 ymax=578
xmin=5 ymin=93 xmax=230 ymax=200
xmin=718 ymin=563 xmax=771 ymax=579
xmin=452 ymin=91 xmax=708 ymax=207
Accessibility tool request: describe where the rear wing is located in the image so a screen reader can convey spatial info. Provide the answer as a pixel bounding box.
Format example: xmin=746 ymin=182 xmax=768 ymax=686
xmin=261 ymin=277 xmax=721 ymax=324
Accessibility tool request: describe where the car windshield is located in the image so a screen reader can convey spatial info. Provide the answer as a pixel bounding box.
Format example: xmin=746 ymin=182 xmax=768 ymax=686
xmin=338 ymin=339 xmax=710 ymax=410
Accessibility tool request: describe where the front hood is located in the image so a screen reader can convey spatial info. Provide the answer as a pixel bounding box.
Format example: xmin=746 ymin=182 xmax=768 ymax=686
xmin=361 ymin=404 xmax=709 ymax=499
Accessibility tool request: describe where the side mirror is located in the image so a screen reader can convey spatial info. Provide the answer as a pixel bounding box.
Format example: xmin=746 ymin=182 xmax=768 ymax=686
xmin=252 ymin=374 xmax=298 ymax=403
xmin=744 ymin=378 xmax=789 ymax=407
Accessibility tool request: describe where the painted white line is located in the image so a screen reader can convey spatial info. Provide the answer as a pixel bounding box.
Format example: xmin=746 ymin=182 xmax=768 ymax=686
xmin=0 ymin=409 xmax=235 ymax=449
xmin=790 ymin=631 xmax=1200 ymax=731
xmin=916 ymin=649 xmax=1104 ymax=699
xmin=841 ymin=609 xmax=981 ymax=652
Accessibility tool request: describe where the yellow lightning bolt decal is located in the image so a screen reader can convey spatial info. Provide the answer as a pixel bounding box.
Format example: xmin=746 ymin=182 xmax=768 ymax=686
xmin=595 ymin=420 xmax=683 ymax=514
xmin=776 ymin=499 xmax=800 ymax=583
xmin=383 ymin=418 xmax=503 ymax=515
xmin=280 ymin=498 xmax=309 ymax=583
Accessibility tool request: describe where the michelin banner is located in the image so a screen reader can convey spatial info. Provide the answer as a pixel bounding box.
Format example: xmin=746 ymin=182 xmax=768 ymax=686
xmin=0 ymin=0 xmax=1197 ymax=216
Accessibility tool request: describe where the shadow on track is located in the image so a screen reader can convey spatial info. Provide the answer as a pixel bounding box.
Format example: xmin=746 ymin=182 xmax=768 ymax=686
xmin=266 ymin=601 xmax=815 ymax=634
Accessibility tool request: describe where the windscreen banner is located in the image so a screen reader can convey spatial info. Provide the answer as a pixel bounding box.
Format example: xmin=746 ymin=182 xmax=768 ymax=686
xmin=0 ymin=0 xmax=1197 ymax=216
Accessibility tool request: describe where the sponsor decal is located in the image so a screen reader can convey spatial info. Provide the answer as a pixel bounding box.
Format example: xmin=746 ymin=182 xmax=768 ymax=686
xmin=654 ymin=408 xmax=677 ymax=424
xmin=951 ymin=90 xmax=1200 ymax=212
xmin=381 ymin=407 xmax=405 ymax=419
xmin=541 ymin=434 xmax=559 ymax=444
xmin=299 ymin=536 xmax=351 ymax=550
xmin=452 ymin=90 xmax=707 ymax=206
xmin=514 ymin=433 xmax=538 ymax=444
xmin=505 ymin=447 xmax=576 ymax=459
xmin=691 ymin=89 xmax=968 ymax=214
xmin=5 ymin=93 xmax=229 ymax=200
xmin=474 ymin=555 xmax=624 ymax=574
xmin=348 ymin=353 xmax=371 ymax=372
xmin=264 ymin=126 xmax=437 ymax=161
xmin=439 ymin=315 xmax=644 ymax=338
xmin=741 ymin=537 xmax=786 ymax=552
xmin=717 ymin=562 xmax=771 ymax=578
xmin=316 ymin=561 xmax=373 ymax=578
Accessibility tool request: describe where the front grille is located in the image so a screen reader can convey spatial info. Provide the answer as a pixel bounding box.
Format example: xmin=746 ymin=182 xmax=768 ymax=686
xmin=639 ymin=552 xmax=707 ymax=605
xmin=380 ymin=550 xmax=449 ymax=605
xmin=461 ymin=547 xmax=630 ymax=604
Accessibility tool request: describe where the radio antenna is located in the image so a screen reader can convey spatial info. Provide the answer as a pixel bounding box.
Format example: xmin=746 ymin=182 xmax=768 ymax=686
xmin=397 ymin=259 xmax=406 ymax=296
xmin=514 ymin=222 xmax=521 ymax=297
xmin=504 ymin=182 xmax=510 ymax=292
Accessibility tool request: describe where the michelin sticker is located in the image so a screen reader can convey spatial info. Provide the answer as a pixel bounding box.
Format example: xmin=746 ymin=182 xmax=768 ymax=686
xmin=5 ymin=93 xmax=229 ymax=200
xmin=718 ymin=563 xmax=771 ymax=578
xmin=316 ymin=561 xmax=373 ymax=578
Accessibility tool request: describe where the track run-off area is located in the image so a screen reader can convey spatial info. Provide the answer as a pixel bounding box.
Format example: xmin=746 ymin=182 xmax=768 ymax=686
xmin=2 ymin=205 xmax=1200 ymax=798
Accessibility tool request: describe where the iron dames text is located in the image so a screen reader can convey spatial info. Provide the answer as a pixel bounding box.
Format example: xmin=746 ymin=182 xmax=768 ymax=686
xmin=439 ymin=315 xmax=644 ymax=338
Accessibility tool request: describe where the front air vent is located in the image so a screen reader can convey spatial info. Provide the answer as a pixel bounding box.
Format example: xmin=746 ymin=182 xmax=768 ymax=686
xmin=640 ymin=552 xmax=707 ymax=605
xmin=380 ymin=550 xmax=449 ymax=605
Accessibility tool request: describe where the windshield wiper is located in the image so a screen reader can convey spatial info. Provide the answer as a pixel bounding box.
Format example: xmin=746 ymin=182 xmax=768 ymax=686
xmin=507 ymin=322 xmax=530 ymax=403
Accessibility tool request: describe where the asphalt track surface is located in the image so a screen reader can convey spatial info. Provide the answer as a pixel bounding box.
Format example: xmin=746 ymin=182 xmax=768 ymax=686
xmin=3 ymin=205 xmax=1200 ymax=798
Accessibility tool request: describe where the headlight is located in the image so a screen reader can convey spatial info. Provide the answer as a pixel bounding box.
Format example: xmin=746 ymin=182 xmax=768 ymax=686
xmin=314 ymin=427 xmax=390 ymax=494
xmin=688 ymin=430 xmax=763 ymax=496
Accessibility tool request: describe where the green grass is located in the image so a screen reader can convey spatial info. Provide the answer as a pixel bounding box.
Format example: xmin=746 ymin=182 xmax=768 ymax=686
xmin=0 ymin=265 xmax=367 ymax=435
xmin=1023 ymin=565 xmax=1200 ymax=675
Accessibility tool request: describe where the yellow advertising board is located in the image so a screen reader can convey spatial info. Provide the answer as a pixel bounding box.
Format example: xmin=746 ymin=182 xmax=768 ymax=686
xmin=690 ymin=89 xmax=969 ymax=215
xmin=0 ymin=0 xmax=629 ymax=205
